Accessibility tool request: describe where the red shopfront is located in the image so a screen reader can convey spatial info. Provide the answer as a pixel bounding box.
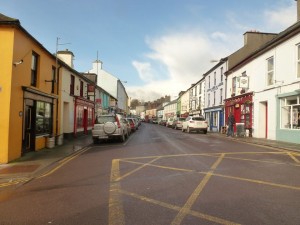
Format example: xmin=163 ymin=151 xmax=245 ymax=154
xmin=224 ymin=92 xmax=253 ymax=135
xmin=74 ymin=97 xmax=95 ymax=136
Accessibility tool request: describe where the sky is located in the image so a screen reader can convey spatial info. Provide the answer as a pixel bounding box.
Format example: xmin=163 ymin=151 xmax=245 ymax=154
xmin=2 ymin=0 xmax=297 ymax=101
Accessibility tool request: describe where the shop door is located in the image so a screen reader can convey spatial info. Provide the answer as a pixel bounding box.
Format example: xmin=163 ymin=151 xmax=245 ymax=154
xmin=83 ymin=109 xmax=88 ymax=134
xmin=23 ymin=104 xmax=35 ymax=154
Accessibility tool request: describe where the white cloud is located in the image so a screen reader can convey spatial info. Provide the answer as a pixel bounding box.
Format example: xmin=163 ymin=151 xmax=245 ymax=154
xmin=127 ymin=2 xmax=297 ymax=102
xmin=264 ymin=3 xmax=296 ymax=31
xmin=132 ymin=61 xmax=155 ymax=82
xmin=128 ymin=31 xmax=237 ymax=101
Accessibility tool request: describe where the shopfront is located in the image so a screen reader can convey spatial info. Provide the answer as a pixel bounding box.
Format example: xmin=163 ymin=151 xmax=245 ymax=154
xmin=204 ymin=106 xmax=224 ymax=132
xmin=22 ymin=87 xmax=57 ymax=154
xmin=74 ymin=97 xmax=95 ymax=136
xmin=224 ymin=92 xmax=253 ymax=135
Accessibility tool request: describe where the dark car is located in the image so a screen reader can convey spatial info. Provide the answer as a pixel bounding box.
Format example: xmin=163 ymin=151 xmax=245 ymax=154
xmin=159 ymin=120 xmax=167 ymax=126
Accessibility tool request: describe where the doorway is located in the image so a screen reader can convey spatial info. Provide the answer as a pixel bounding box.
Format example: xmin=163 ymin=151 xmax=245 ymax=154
xmin=23 ymin=102 xmax=36 ymax=154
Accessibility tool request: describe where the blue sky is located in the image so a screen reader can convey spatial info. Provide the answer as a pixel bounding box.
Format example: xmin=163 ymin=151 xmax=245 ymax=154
xmin=2 ymin=0 xmax=297 ymax=101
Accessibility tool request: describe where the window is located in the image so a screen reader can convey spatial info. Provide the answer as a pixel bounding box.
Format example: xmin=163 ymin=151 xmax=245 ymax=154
xmin=36 ymin=101 xmax=52 ymax=135
xmin=31 ymin=52 xmax=38 ymax=86
xmin=51 ymin=67 xmax=56 ymax=94
xmin=280 ymin=96 xmax=300 ymax=129
xmin=194 ymin=86 xmax=197 ymax=96
xmin=232 ymin=77 xmax=237 ymax=95
xmin=267 ymin=57 xmax=274 ymax=86
xmin=220 ymin=67 xmax=223 ymax=82
xmin=208 ymin=93 xmax=210 ymax=106
xmin=76 ymin=105 xmax=84 ymax=128
xmin=208 ymin=76 xmax=210 ymax=88
xmin=199 ymin=84 xmax=202 ymax=94
xmin=220 ymin=88 xmax=223 ymax=104
xmin=199 ymin=96 xmax=202 ymax=110
xmin=297 ymin=45 xmax=300 ymax=78
xmin=80 ymin=80 xmax=84 ymax=97
xmin=70 ymin=75 xmax=75 ymax=95
xmin=214 ymin=72 xmax=216 ymax=85
xmin=240 ymin=103 xmax=251 ymax=128
xmin=213 ymin=91 xmax=216 ymax=105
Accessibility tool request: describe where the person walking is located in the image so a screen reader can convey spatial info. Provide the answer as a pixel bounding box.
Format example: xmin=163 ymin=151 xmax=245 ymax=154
xmin=227 ymin=112 xmax=235 ymax=137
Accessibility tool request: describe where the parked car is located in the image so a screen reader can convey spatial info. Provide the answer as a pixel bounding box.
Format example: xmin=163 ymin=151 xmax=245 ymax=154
xmin=126 ymin=118 xmax=137 ymax=132
xmin=166 ymin=118 xmax=174 ymax=127
xmin=123 ymin=119 xmax=132 ymax=136
xmin=182 ymin=116 xmax=208 ymax=134
xmin=159 ymin=120 xmax=167 ymax=126
xmin=92 ymin=114 xmax=128 ymax=143
xmin=172 ymin=117 xmax=186 ymax=130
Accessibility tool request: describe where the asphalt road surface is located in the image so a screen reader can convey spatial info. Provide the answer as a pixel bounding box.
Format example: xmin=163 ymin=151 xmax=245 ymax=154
xmin=0 ymin=123 xmax=300 ymax=225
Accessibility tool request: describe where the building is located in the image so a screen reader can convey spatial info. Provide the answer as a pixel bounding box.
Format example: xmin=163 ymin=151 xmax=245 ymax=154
xmin=87 ymin=60 xmax=129 ymax=114
xmin=0 ymin=14 xmax=59 ymax=162
xmin=225 ymin=1 xmax=300 ymax=143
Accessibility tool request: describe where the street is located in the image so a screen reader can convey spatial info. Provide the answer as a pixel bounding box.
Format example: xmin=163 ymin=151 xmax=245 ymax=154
xmin=0 ymin=123 xmax=300 ymax=225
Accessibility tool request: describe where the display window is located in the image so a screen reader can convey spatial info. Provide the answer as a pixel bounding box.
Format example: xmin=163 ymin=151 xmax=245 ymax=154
xmin=36 ymin=101 xmax=52 ymax=135
xmin=280 ymin=96 xmax=300 ymax=129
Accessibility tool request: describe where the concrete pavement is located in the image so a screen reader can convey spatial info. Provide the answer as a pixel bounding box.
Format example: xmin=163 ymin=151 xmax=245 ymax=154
xmin=0 ymin=132 xmax=299 ymax=189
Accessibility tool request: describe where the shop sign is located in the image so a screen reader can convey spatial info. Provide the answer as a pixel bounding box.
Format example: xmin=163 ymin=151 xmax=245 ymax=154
xmin=239 ymin=76 xmax=249 ymax=88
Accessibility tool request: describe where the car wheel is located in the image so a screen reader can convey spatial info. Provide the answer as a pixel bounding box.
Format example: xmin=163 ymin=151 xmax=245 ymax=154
xmin=182 ymin=128 xmax=185 ymax=132
xmin=120 ymin=133 xmax=125 ymax=142
xmin=93 ymin=138 xmax=99 ymax=144
xmin=203 ymin=130 xmax=207 ymax=134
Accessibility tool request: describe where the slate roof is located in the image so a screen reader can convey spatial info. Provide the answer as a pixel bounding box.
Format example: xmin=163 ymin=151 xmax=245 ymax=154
xmin=0 ymin=13 xmax=20 ymax=24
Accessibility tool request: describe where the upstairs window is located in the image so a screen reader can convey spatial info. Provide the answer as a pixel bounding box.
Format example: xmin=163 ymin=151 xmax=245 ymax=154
xmin=214 ymin=72 xmax=216 ymax=86
xmin=208 ymin=76 xmax=211 ymax=88
xmin=80 ymin=80 xmax=84 ymax=97
xmin=232 ymin=77 xmax=237 ymax=95
xmin=31 ymin=52 xmax=38 ymax=87
xmin=267 ymin=57 xmax=274 ymax=86
xmin=297 ymin=45 xmax=300 ymax=78
xmin=220 ymin=67 xmax=223 ymax=81
xmin=220 ymin=88 xmax=223 ymax=104
xmin=70 ymin=75 xmax=75 ymax=95
xmin=51 ymin=67 xmax=56 ymax=94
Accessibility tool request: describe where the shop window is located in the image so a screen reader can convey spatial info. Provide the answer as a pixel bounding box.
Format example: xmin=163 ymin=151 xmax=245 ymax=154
xmin=76 ymin=105 xmax=84 ymax=128
xmin=280 ymin=96 xmax=300 ymax=129
xmin=240 ymin=103 xmax=251 ymax=128
xmin=213 ymin=112 xmax=217 ymax=126
xmin=36 ymin=101 xmax=52 ymax=135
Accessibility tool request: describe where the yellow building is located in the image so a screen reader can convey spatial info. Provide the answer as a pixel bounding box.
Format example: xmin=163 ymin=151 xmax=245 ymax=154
xmin=0 ymin=13 xmax=59 ymax=163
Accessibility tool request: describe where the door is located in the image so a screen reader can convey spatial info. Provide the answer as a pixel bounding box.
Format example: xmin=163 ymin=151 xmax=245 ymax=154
xmin=83 ymin=108 xmax=88 ymax=134
xmin=23 ymin=104 xmax=36 ymax=154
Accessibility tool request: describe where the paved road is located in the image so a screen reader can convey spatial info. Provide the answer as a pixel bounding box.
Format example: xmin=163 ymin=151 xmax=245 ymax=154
xmin=0 ymin=123 xmax=299 ymax=225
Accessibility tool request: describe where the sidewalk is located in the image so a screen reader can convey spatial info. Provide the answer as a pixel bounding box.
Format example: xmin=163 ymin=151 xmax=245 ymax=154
xmin=0 ymin=135 xmax=93 ymax=188
xmin=1 ymin=133 xmax=299 ymax=189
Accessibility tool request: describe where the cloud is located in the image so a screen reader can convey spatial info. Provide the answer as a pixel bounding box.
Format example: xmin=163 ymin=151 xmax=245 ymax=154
xmin=127 ymin=2 xmax=297 ymax=102
xmin=128 ymin=31 xmax=236 ymax=101
xmin=264 ymin=3 xmax=296 ymax=31
xmin=132 ymin=61 xmax=155 ymax=82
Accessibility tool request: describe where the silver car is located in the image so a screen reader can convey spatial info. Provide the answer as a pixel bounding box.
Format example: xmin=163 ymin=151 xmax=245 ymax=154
xmin=182 ymin=116 xmax=208 ymax=134
xmin=92 ymin=114 xmax=128 ymax=143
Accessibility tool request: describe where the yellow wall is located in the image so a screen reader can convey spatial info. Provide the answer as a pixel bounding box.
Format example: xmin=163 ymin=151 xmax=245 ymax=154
xmin=0 ymin=25 xmax=59 ymax=163
xmin=0 ymin=28 xmax=14 ymax=163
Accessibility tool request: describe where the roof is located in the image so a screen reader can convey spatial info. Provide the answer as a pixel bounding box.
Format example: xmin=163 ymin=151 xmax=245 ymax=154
xmin=227 ymin=20 xmax=300 ymax=73
xmin=0 ymin=13 xmax=20 ymax=24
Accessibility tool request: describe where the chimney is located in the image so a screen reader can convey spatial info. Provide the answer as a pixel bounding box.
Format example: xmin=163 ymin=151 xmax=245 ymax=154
xmin=296 ymin=0 xmax=300 ymax=22
xmin=57 ymin=49 xmax=75 ymax=68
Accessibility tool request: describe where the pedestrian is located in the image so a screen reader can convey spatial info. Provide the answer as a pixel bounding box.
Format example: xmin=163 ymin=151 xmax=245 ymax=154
xmin=227 ymin=112 xmax=235 ymax=137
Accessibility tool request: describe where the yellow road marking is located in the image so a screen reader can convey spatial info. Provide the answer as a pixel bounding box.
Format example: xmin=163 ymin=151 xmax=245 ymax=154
xmin=116 ymin=157 xmax=161 ymax=182
xmin=119 ymin=189 xmax=240 ymax=225
xmin=36 ymin=147 xmax=91 ymax=179
xmin=0 ymin=178 xmax=30 ymax=188
xmin=171 ymin=154 xmax=225 ymax=225
xmin=109 ymin=159 xmax=125 ymax=225
xmin=287 ymin=152 xmax=300 ymax=163
xmin=207 ymin=172 xmax=300 ymax=191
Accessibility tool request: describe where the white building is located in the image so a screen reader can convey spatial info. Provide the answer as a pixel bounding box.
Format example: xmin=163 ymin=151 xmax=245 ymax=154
xmin=164 ymin=99 xmax=177 ymax=119
xmin=225 ymin=13 xmax=300 ymax=143
xmin=88 ymin=60 xmax=128 ymax=113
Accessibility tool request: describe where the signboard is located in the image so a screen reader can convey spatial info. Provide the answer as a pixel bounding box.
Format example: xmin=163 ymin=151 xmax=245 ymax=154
xmin=239 ymin=76 xmax=249 ymax=88
xmin=87 ymin=84 xmax=95 ymax=92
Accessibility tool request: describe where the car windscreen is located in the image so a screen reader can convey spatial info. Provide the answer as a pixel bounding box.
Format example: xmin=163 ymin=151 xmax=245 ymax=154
xmin=192 ymin=117 xmax=205 ymax=121
xmin=96 ymin=116 xmax=116 ymax=124
xmin=179 ymin=118 xmax=186 ymax=121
